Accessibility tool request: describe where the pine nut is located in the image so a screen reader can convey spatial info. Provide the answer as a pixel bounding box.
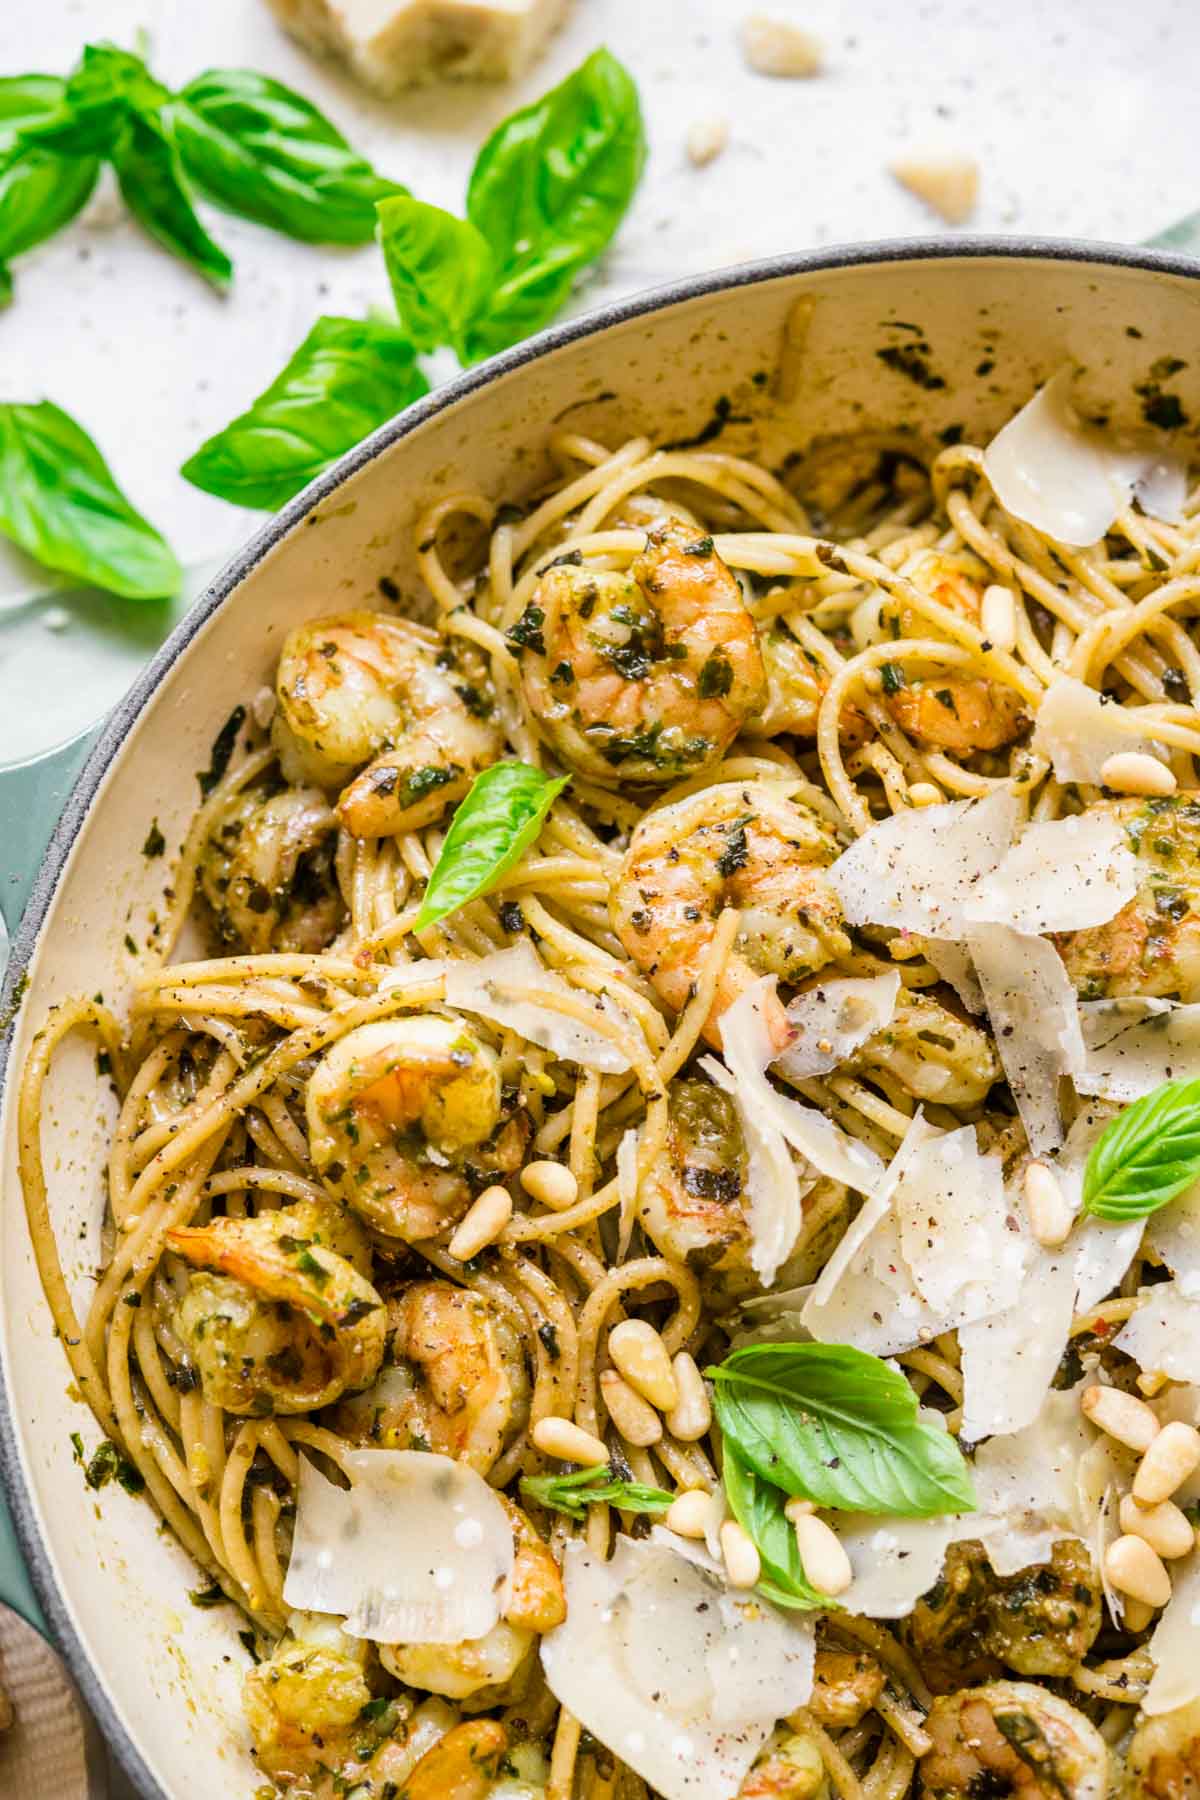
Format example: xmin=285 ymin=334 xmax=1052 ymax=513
xmin=907 ymin=782 xmax=944 ymax=808
xmin=1104 ymin=1534 xmax=1173 ymax=1609
xmin=793 ymin=1514 xmax=854 ymax=1597
xmin=665 ymin=1352 xmax=711 ymax=1441
xmin=720 ymin=1519 xmax=762 ymax=1589
xmin=665 ymin=1489 xmax=712 ymax=1539
xmin=531 ymin=1417 xmax=608 ymax=1467
xmin=784 ymin=1497 xmax=816 ymax=1521
xmin=600 ymin=1370 xmax=662 ymax=1447
xmin=608 ymin=1320 xmax=679 ymax=1412
xmin=861 ymin=668 xmax=884 ymax=694
xmin=1121 ymin=1597 xmax=1156 ymax=1633
xmin=741 ymin=16 xmax=823 ymax=78
xmin=520 ymin=1161 xmax=579 ymax=1211
xmin=1081 ymin=1384 xmax=1161 ymax=1453
xmin=1099 ymin=751 xmax=1177 ymax=797
xmin=447 ymin=1185 xmax=512 ymax=1260
xmin=1134 ymin=1421 xmax=1200 ymax=1505
xmin=1118 ymin=1493 xmax=1195 ymax=1560
xmin=686 ymin=117 xmax=729 ymax=168
xmin=1023 ymin=1161 xmax=1074 ymax=1249
xmin=981 ymin=584 xmax=1017 ymax=654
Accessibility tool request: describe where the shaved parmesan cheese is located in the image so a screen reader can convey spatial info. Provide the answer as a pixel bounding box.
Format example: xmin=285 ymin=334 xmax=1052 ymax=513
xmin=433 ymin=943 xmax=632 ymax=1073
xmin=1146 ymin=1177 xmax=1200 ymax=1297
xmin=983 ymin=368 xmax=1188 ymax=548
xmin=775 ymin=972 xmax=901 ymax=1080
xmin=1145 ymin=1552 xmax=1200 ymax=1715
xmin=1076 ymin=1433 xmax=1136 ymax=1628
xmin=707 ymin=978 xmax=883 ymax=1198
xmin=828 ymin=789 xmax=1018 ymax=939
xmin=701 ymin=1028 xmax=801 ymax=1288
xmin=923 ymin=940 xmax=985 ymax=1014
xmin=804 ymin=1125 xmax=1025 ymax=1356
xmin=1051 ymin=1103 xmax=1142 ymax=1310
xmin=834 ymin=1515 xmax=962 ymax=1618
xmin=1115 ymin=1284 xmax=1200 ymax=1384
xmin=541 ymin=1537 xmax=814 ymax=1800
xmin=284 ymin=1451 xmax=514 ymax=1643
xmin=1077 ymin=998 xmax=1200 ymax=1101
xmin=965 ymin=815 xmax=1137 ymax=936
xmin=966 ymin=925 xmax=1084 ymax=1154
xmin=809 ymin=1112 xmax=931 ymax=1308
xmin=959 ymin=1250 xmax=1076 ymax=1441
xmin=1033 ymin=676 xmax=1165 ymax=786
xmin=970 ymin=1386 xmax=1092 ymax=1573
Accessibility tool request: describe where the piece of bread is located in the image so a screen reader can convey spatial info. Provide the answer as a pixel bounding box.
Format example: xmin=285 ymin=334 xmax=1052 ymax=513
xmin=264 ymin=0 xmax=573 ymax=93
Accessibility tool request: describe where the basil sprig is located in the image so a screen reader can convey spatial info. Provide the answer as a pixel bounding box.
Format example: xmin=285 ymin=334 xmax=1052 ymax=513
xmin=181 ymin=316 xmax=428 ymax=511
xmin=415 ymin=762 xmax=568 ymax=931
xmin=521 ymin=1463 xmax=673 ymax=1522
xmin=0 ymin=401 xmax=180 ymax=599
xmin=0 ymin=77 xmax=100 ymax=303
xmin=380 ymin=48 xmax=645 ymax=365
xmin=710 ymin=1343 xmax=976 ymax=1518
xmin=722 ymin=1447 xmax=829 ymax=1611
xmin=164 ymin=69 xmax=405 ymax=244
xmin=0 ymin=41 xmax=400 ymax=299
xmin=1082 ymin=1074 xmax=1200 ymax=1221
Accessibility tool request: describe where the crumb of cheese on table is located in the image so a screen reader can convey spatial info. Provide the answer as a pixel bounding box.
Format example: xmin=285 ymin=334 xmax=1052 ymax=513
xmin=890 ymin=153 xmax=980 ymax=225
xmin=263 ymin=0 xmax=572 ymax=92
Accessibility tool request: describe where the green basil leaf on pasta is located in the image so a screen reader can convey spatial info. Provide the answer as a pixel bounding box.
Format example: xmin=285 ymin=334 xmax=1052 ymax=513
xmin=167 ymin=69 xmax=405 ymax=245
xmin=415 ymin=762 xmax=568 ymax=930
xmin=463 ymin=47 xmax=646 ymax=358
xmin=377 ymin=196 xmax=495 ymax=357
xmin=709 ymin=1342 xmax=976 ymax=1518
xmin=112 ymin=107 xmax=232 ymax=289
xmin=520 ymin=1464 xmax=673 ymax=1523
xmin=0 ymin=400 xmax=180 ymax=599
xmin=1082 ymin=1074 xmax=1200 ymax=1221
xmin=722 ymin=1447 xmax=830 ymax=1611
xmin=0 ymin=77 xmax=99 ymax=288
xmin=180 ymin=314 xmax=428 ymax=511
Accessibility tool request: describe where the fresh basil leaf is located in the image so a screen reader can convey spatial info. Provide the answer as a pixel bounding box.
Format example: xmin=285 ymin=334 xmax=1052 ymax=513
xmin=464 ymin=48 xmax=645 ymax=358
xmin=0 ymin=400 xmax=181 ymax=600
xmin=0 ymin=76 xmax=99 ymax=284
xmin=722 ymin=1448 xmax=830 ymax=1611
xmin=112 ymin=107 xmax=232 ymax=288
xmin=23 ymin=44 xmax=168 ymax=159
xmin=1082 ymin=1074 xmax=1200 ymax=1221
xmin=166 ymin=68 xmax=405 ymax=245
xmin=377 ymin=196 xmax=495 ymax=357
xmin=520 ymin=1463 xmax=673 ymax=1523
xmin=415 ymin=762 xmax=568 ymax=931
xmin=181 ymin=314 xmax=427 ymax=511
xmin=709 ymin=1342 xmax=976 ymax=1518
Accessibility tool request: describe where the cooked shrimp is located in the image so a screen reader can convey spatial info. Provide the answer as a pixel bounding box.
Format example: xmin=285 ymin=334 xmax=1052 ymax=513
xmin=1126 ymin=1697 xmax=1200 ymax=1798
xmin=272 ymin=611 xmax=500 ymax=837
xmin=742 ymin=1729 xmax=829 ymax=1799
xmin=198 ymin=783 xmax=343 ymax=954
xmin=340 ymin=1280 xmax=530 ymax=1475
xmin=809 ymin=1647 xmax=887 ymax=1728
xmin=638 ymin=1077 xmax=848 ymax=1307
xmin=864 ymin=552 xmax=1028 ymax=754
xmin=243 ymin=1610 xmax=380 ymax=1786
xmin=382 ymin=1720 xmax=508 ymax=1800
xmin=919 ymin=1682 xmax=1108 ymax=1800
xmin=509 ymin=518 xmax=767 ymax=784
xmin=1056 ymin=796 xmax=1200 ymax=1001
xmin=167 ymin=1202 xmax=384 ymax=1415
xmin=907 ymin=1542 xmax=1102 ymax=1691
xmin=611 ymin=780 xmax=850 ymax=1047
xmin=382 ymin=1498 xmax=564 ymax=1701
xmin=848 ymin=990 xmax=1000 ymax=1106
xmin=306 ymin=1016 xmax=525 ymax=1241
xmin=749 ymin=619 xmax=871 ymax=746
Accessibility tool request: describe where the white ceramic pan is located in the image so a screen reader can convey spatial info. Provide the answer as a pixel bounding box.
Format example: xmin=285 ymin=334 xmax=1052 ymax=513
xmin=3 ymin=240 xmax=1200 ymax=1798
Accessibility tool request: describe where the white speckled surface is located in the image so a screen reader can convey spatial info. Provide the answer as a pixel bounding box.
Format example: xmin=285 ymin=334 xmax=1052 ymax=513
xmin=2 ymin=0 xmax=1200 ymax=764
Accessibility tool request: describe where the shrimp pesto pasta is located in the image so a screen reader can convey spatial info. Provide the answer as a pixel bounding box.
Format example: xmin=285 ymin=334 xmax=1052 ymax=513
xmin=21 ymin=372 xmax=1200 ymax=1800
